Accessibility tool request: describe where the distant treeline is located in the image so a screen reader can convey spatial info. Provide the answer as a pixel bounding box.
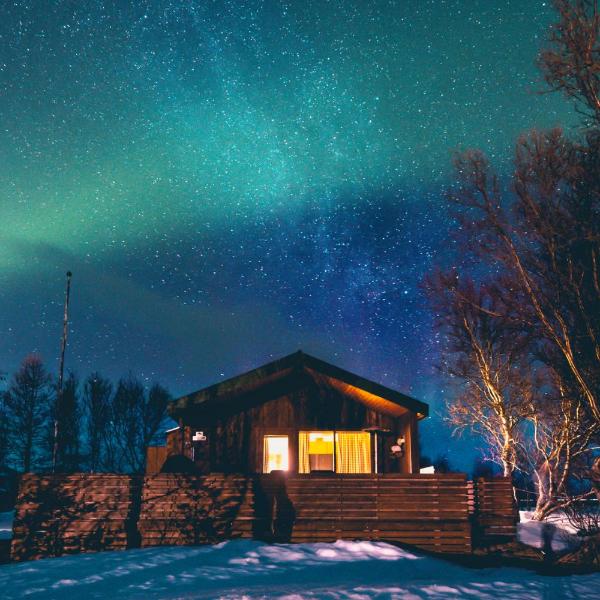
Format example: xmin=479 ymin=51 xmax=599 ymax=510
xmin=0 ymin=355 xmax=171 ymax=474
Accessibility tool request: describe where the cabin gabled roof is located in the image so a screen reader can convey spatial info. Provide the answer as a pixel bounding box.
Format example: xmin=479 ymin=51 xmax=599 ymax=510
xmin=169 ymin=350 xmax=429 ymax=422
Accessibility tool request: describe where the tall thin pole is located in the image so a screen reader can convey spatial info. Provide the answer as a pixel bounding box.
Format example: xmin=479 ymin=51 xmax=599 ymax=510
xmin=53 ymin=271 xmax=72 ymax=472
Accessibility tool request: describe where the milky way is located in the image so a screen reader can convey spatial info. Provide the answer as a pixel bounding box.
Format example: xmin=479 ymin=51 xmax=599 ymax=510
xmin=0 ymin=0 xmax=577 ymax=468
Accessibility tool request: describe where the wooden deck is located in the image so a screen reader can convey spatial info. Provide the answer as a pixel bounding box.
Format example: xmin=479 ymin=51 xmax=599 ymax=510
xmin=10 ymin=473 xmax=517 ymax=561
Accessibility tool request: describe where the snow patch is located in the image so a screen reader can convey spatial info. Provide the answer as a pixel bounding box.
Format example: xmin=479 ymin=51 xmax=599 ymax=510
xmin=518 ymin=511 xmax=581 ymax=553
xmin=0 ymin=539 xmax=597 ymax=599
xmin=0 ymin=511 xmax=13 ymax=540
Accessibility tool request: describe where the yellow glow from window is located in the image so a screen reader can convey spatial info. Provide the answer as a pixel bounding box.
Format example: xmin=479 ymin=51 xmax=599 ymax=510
xmin=308 ymin=431 xmax=334 ymax=454
xmin=263 ymin=435 xmax=289 ymax=473
xmin=299 ymin=430 xmax=371 ymax=473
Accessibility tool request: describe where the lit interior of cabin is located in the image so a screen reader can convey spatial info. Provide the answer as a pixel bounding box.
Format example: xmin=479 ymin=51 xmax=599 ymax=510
xmin=263 ymin=431 xmax=372 ymax=474
xmin=262 ymin=435 xmax=289 ymax=473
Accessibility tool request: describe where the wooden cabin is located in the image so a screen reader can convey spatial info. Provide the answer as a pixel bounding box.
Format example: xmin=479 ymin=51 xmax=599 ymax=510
xmin=149 ymin=351 xmax=429 ymax=475
xmin=13 ymin=354 xmax=520 ymax=561
xmin=148 ymin=352 xmax=429 ymax=474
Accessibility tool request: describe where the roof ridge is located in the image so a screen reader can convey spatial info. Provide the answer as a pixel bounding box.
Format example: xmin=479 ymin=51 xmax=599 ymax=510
xmin=170 ymin=350 xmax=429 ymax=421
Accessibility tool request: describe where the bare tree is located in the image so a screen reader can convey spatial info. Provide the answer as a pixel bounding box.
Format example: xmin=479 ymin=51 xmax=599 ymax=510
xmin=442 ymin=130 xmax=600 ymax=512
xmin=109 ymin=375 xmax=170 ymax=473
xmin=109 ymin=374 xmax=144 ymax=472
xmin=449 ymin=130 xmax=600 ymax=426
xmin=52 ymin=372 xmax=81 ymax=472
xmin=523 ymin=373 xmax=598 ymax=519
xmin=540 ymin=0 xmax=600 ymax=125
xmin=426 ymin=271 xmax=534 ymax=477
xmin=426 ymin=0 xmax=600 ymax=518
xmin=0 ymin=395 xmax=9 ymax=469
xmin=142 ymin=384 xmax=171 ymax=468
xmin=82 ymin=372 xmax=112 ymax=472
xmin=3 ymin=356 xmax=53 ymax=472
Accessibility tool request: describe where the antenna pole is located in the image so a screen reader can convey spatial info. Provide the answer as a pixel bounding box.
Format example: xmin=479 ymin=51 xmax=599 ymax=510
xmin=53 ymin=271 xmax=72 ymax=472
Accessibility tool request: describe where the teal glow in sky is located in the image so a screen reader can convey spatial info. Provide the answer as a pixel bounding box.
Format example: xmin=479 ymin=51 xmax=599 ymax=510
xmin=0 ymin=0 xmax=577 ymax=468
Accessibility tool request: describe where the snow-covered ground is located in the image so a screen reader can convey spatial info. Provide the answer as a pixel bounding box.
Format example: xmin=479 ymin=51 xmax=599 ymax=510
xmin=0 ymin=511 xmax=14 ymax=541
xmin=0 ymin=539 xmax=598 ymax=600
xmin=0 ymin=510 xmax=597 ymax=599
xmin=518 ymin=511 xmax=581 ymax=553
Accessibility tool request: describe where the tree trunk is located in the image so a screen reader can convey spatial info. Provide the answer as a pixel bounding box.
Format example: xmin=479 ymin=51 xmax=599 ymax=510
xmin=532 ymin=462 xmax=556 ymax=520
xmin=500 ymin=438 xmax=514 ymax=478
xmin=592 ymin=457 xmax=600 ymax=502
xmin=23 ymin=423 xmax=33 ymax=473
xmin=533 ymin=493 xmax=556 ymax=521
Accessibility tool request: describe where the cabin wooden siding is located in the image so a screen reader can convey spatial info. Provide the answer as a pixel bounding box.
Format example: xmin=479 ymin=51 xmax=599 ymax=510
xmin=177 ymin=388 xmax=419 ymax=474
xmin=146 ymin=446 xmax=168 ymax=475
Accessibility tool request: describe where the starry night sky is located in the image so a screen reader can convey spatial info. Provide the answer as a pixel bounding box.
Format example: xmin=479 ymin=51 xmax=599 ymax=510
xmin=0 ymin=1 xmax=577 ymax=469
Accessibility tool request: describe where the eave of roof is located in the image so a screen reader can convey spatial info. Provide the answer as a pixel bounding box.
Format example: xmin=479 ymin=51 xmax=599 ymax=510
xmin=169 ymin=350 xmax=429 ymax=419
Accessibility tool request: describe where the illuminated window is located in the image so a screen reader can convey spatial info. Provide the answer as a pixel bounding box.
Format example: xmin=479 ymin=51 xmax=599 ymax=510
xmin=309 ymin=431 xmax=334 ymax=471
xmin=298 ymin=431 xmax=371 ymax=473
xmin=298 ymin=431 xmax=334 ymax=472
xmin=263 ymin=435 xmax=289 ymax=473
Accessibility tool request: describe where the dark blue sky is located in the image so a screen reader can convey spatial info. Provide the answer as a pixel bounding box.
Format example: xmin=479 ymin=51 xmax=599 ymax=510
xmin=0 ymin=1 xmax=577 ymax=470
